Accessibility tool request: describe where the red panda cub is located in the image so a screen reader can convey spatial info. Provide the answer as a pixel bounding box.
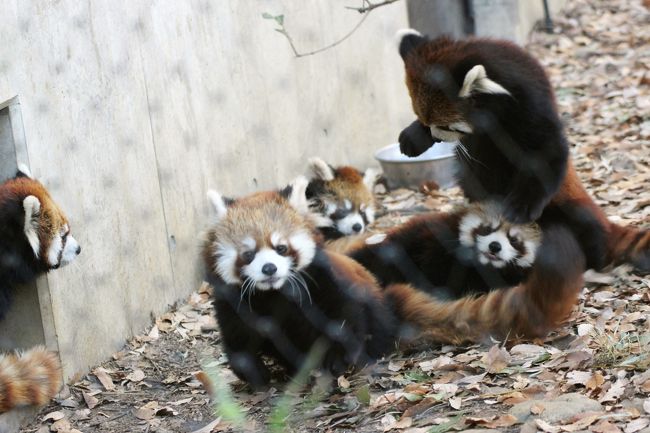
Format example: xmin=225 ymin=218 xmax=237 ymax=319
xmin=202 ymin=177 xmax=397 ymax=388
xmin=385 ymin=220 xmax=585 ymax=344
xmin=0 ymin=166 xmax=81 ymax=413
xmin=305 ymin=157 xmax=380 ymax=240
xmin=352 ymin=204 xmax=586 ymax=344
xmin=395 ymin=30 xmax=648 ymax=273
xmin=349 ymin=202 xmax=541 ymax=300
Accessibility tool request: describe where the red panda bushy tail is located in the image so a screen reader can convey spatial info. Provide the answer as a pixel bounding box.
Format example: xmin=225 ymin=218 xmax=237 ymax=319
xmin=386 ymin=224 xmax=586 ymax=344
xmin=607 ymin=223 xmax=650 ymax=273
xmin=0 ymin=347 xmax=62 ymax=413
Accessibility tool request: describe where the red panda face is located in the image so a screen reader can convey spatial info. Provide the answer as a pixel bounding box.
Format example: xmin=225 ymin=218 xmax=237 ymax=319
xmin=458 ymin=202 xmax=541 ymax=269
xmin=204 ymin=178 xmax=317 ymax=292
xmin=2 ymin=168 xmax=81 ymax=271
xmin=307 ymin=158 xmax=379 ymax=236
xmin=397 ymin=30 xmax=512 ymax=142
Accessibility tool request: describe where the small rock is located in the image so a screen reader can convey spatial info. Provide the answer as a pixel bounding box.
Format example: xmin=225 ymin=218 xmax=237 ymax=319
xmin=510 ymin=393 xmax=602 ymax=424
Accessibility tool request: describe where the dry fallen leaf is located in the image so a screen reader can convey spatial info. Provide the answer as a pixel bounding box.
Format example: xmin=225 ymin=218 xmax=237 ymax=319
xmin=190 ymin=417 xmax=222 ymax=433
xmin=337 ymin=375 xmax=350 ymax=389
xmin=431 ymin=383 xmax=458 ymax=396
xmin=586 ymin=372 xmax=605 ymax=390
xmin=82 ymin=391 xmax=100 ymax=409
xmin=135 ymin=401 xmax=159 ymax=421
xmin=126 ymin=369 xmax=146 ymax=383
xmin=536 ymin=418 xmax=561 ymax=433
xmin=560 ymin=412 xmax=603 ymax=432
xmin=42 ymin=411 xmax=65 ymax=422
xmin=482 ymin=345 xmax=511 ymax=373
xmin=599 ymin=378 xmax=628 ymax=403
xmin=531 ymin=402 xmax=546 ymax=415
xmin=50 ymin=419 xmax=72 ymax=433
xmin=624 ymin=418 xmax=650 ymax=433
xmin=465 ymin=414 xmax=518 ymax=429
xmin=388 ymin=360 xmax=405 ymax=372
xmin=93 ymin=367 xmax=115 ymax=391
xmin=592 ymin=420 xmax=623 ymax=433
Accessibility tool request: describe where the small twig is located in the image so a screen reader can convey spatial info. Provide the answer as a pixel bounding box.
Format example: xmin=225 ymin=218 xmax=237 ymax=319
xmin=106 ymin=411 xmax=129 ymax=422
xmin=144 ymin=354 xmax=165 ymax=377
xmin=345 ymin=0 xmax=402 ymax=14
xmin=275 ymin=12 xmax=371 ymax=58
xmin=263 ymin=0 xmax=402 ymax=58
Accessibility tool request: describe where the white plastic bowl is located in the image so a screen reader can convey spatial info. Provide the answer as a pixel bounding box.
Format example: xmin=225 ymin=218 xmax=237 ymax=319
xmin=374 ymin=142 xmax=459 ymax=189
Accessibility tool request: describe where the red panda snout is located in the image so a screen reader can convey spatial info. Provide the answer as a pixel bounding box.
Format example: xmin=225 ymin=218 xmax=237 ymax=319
xmin=242 ymin=248 xmax=292 ymax=291
xmin=45 ymin=224 xmax=81 ymax=270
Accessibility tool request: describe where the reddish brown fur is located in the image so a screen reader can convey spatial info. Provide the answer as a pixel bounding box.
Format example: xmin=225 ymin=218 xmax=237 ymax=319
xmin=203 ymin=191 xmax=322 ymax=273
xmin=404 ymin=37 xmax=551 ymax=127
xmin=327 ymin=167 xmax=375 ymax=211
xmin=402 ymin=34 xmax=649 ymax=272
xmin=385 ymin=224 xmax=585 ymax=344
xmin=0 ymin=176 xmax=69 ymax=258
xmin=0 ymin=347 xmax=62 ymax=413
xmin=325 ymin=233 xmax=374 ymax=254
xmin=553 ymin=163 xmax=650 ymax=269
xmin=327 ymin=251 xmax=384 ymax=302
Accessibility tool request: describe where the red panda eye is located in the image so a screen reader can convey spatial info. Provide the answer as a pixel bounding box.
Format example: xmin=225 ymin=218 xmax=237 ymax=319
xmin=275 ymin=245 xmax=288 ymax=255
xmin=242 ymin=251 xmax=255 ymax=263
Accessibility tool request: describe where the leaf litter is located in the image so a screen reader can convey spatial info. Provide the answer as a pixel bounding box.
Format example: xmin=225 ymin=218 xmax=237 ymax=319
xmin=22 ymin=0 xmax=650 ymax=431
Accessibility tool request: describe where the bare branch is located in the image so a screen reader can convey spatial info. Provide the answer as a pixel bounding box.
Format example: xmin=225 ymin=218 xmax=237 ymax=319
xmin=345 ymin=0 xmax=402 ymax=14
xmin=263 ymin=0 xmax=402 ymax=58
xmin=276 ymin=13 xmax=371 ymax=58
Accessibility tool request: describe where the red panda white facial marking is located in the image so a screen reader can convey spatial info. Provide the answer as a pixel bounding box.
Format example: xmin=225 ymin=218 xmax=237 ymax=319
xmin=459 ymin=202 xmax=541 ymax=269
xmin=17 ymin=170 xmax=81 ymax=270
xmin=206 ymin=177 xmax=317 ymax=292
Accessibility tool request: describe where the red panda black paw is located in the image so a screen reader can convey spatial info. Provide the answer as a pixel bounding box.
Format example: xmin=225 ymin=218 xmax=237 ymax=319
xmin=398 ymin=120 xmax=435 ymax=157
xmin=503 ymin=197 xmax=546 ymax=224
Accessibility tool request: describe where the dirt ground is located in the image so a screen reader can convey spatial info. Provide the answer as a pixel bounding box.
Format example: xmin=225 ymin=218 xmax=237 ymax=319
xmin=21 ymin=0 xmax=650 ymax=432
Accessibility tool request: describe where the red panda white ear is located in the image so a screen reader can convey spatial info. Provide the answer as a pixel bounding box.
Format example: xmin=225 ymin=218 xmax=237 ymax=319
xmin=396 ymin=28 xmax=425 ymax=60
xmin=23 ymin=195 xmax=41 ymax=257
xmin=16 ymin=163 xmax=34 ymax=179
xmin=207 ymin=190 xmax=228 ymax=222
xmin=459 ymin=65 xmax=511 ymax=98
xmin=287 ymin=176 xmax=310 ymax=214
xmin=362 ymin=168 xmax=381 ymax=192
xmin=287 ymin=176 xmax=332 ymax=228
xmin=308 ymin=157 xmax=335 ymax=182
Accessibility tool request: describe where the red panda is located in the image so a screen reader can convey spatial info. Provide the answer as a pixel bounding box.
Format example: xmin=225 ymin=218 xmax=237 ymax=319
xmin=348 ymin=202 xmax=542 ymax=300
xmin=0 ymin=166 xmax=81 ymax=318
xmin=0 ymin=166 xmax=81 ymax=413
xmin=394 ymin=30 xmax=648 ymax=273
xmin=385 ymin=221 xmax=585 ymax=344
xmin=348 ymin=203 xmax=586 ymax=343
xmin=202 ymin=177 xmax=398 ymax=388
xmin=305 ymin=157 xmax=380 ymax=240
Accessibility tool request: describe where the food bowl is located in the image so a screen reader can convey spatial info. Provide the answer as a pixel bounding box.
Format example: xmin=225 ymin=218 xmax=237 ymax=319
xmin=374 ymin=142 xmax=459 ymax=190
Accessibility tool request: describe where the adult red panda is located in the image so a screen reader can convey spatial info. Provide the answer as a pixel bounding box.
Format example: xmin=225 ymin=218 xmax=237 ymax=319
xmin=305 ymin=157 xmax=380 ymax=240
xmin=395 ymin=30 xmax=648 ymax=273
xmin=0 ymin=166 xmax=81 ymax=413
xmin=202 ymin=177 xmax=398 ymax=388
